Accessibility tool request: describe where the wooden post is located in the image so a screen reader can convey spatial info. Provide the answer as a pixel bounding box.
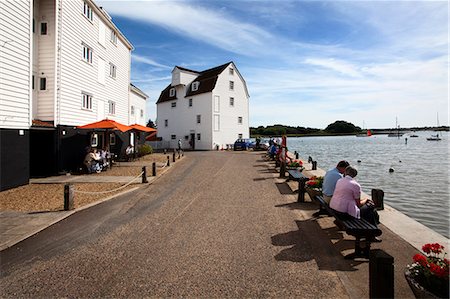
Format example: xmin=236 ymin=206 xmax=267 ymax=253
xmin=142 ymin=166 xmax=148 ymax=183
xmin=152 ymin=162 xmax=156 ymax=176
xmin=167 ymin=155 xmax=170 ymax=166
xmin=64 ymin=184 xmax=74 ymax=211
xmin=279 ymin=160 xmax=286 ymax=178
xmin=371 ymin=189 xmax=385 ymax=210
xmin=312 ymin=160 xmax=317 ymax=170
xmin=369 ymin=249 xmax=394 ymax=299
xmin=298 ymin=179 xmax=306 ymax=202
xmin=172 ymin=152 xmax=176 ymax=163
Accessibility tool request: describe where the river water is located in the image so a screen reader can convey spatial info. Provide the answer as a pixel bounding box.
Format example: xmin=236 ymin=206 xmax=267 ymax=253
xmin=287 ymin=131 xmax=449 ymax=238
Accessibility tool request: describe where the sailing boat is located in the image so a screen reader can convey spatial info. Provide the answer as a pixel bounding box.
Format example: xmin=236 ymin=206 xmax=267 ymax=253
xmin=356 ymin=121 xmax=372 ymax=137
xmin=388 ymin=117 xmax=403 ymax=137
xmin=427 ymin=113 xmax=442 ymax=141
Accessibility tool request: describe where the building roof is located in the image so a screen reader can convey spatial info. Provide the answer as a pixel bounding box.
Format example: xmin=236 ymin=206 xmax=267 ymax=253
xmin=156 ymin=62 xmax=232 ymax=104
xmin=130 ymin=83 xmax=149 ymax=99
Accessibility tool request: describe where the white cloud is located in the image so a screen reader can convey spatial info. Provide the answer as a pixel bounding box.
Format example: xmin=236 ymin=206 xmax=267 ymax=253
xmin=132 ymin=54 xmax=171 ymax=69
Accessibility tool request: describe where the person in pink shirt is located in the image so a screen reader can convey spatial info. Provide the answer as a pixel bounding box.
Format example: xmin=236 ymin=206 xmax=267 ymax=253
xmin=330 ymin=166 xmax=380 ymax=240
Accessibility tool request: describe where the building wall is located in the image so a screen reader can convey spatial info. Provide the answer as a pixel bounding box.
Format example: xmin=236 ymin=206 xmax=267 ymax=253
xmin=0 ymin=129 xmax=30 ymax=191
xmin=0 ymin=0 xmax=32 ymax=129
xmin=212 ymin=64 xmax=249 ymax=148
xmin=129 ymin=89 xmax=146 ymax=126
xmin=157 ymin=91 xmax=213 ymax=150
xmin=55 ymin=0 xmax=131 ymax=126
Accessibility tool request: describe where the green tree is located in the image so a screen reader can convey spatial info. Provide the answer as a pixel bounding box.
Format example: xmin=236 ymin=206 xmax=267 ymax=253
xmin=146 ymin=119 xmax=156 ymax=129
xmin=325 ymin=120 xmax=361 ymax=133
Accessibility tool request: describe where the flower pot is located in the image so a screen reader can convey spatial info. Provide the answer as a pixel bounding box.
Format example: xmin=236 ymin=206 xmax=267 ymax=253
xmin=405 ymin=270 xmax=448 ymax=299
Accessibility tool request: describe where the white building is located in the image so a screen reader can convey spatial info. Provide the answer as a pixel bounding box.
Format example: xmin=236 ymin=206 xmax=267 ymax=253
xmin=129 ymin=83 xmax=148 ymax=126
xmin=156 ymin=62 xmax=249 ymax=150
xmin=0 ymin=0 xmax=147 ymax=190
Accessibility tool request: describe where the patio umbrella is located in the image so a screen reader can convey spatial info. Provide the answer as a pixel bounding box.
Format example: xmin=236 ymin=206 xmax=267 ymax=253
xmin=129 ymin=124 xmax=157 ymax=132
xmin=78 ymin=119 xmax=132 ymax=132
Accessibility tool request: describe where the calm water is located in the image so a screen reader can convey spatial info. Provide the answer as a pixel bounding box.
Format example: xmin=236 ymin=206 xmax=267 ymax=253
xmin=288 ymin=132 xmax=449 ymax=238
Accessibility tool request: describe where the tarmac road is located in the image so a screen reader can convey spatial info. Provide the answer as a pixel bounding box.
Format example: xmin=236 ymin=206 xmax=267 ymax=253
xmin=1 ymin=151 xmax=351 ymax=298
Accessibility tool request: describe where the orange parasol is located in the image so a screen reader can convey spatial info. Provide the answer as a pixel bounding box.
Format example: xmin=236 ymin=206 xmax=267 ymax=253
xmin=78 ymin=119 xmax=132 ymax=132
xmin=129 ymin=124 xmax=157 ymax=132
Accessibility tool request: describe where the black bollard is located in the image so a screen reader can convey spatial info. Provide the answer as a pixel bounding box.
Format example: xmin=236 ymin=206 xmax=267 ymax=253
xmin=308 ymin=156 xmax=313 ymax=163
xmin=371 ymin=189 xmax=384 ymax=210
xmin=142 ymin=166 xmax=148 ymax=183
xmin=295 ymin=152 xmax=299 ymax=159
xmin=173 ymin=152 xmax=176 ymax=163
xmin=152 ymin=162 xmax=156 ymax=176
xmin=312 ymin=160 xmax=317 ymax=170
xmin=167 ymin=155 xmax=170 ymax=166
xmin=64 ymin=183 xmax=74 ymax=211
xmin=369 ymin=249 xmax=394 ymax=299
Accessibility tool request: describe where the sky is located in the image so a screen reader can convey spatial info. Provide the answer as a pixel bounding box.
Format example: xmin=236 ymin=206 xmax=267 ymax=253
xmin=97 ymin=0 xmax=449 ymax=129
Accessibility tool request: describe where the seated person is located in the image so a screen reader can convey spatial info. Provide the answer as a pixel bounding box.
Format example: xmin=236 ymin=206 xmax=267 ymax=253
xmin=83 ymin=149 xmax=101 ymax=173
xmin=330 ymin=166 xmax=381 ymax=240
xmin=125 ymin=145 xmax=134 ymax=161
xmin=322 ymin=160 xmax=350 ymax=204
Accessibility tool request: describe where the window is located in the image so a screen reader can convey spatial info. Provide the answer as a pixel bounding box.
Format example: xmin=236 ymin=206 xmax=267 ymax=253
xmin=192 ymin=81 xmax=199 ymax=91
xmin=171 ymin=102 xmax=176 ymax=108
xmin=110 ymin=30 xmax=117 ymax=45
xmin=40 ymin=22 xmax=47 ymax=35
xmin=214 ymin=95 xmax=220 ymax=112
xmin=131 ymin=105 xmax=135 ymax=115
xmin=238 ymin=116 xmax=243 ymax=124
xmin=109 ymin=63 xmax=116 ymax=78
xmin=83 ymin=2 xmax=93 ymax=21
xmin=82 ymin=43 xmax=93 ymax=64
xmin=164 ymin=119 xmax=168 ymax=127
xmin=171 ymin=135 xmax=176 ymax=140
xmin=214 ymin=115 xmax=220 ymax=131
xmin=238 ymin=133 xmax=243 ymax=139
xmin=39 ymin=77 xmax=46 ymax=90
xmin=110 ymin=133 xmax=116 ymax=145
xmin=196 ymin=115 xmax=201 ymax=124
xmin=197 ymin=133 xmax=201 ymax=141
xmin=189 ymin=98 xmax=192 ymax=107
xmin=32 ymin=75 xmax=35 ymax=90
xmin=229 ymin=97 xmax=234 ymax=107
xmin=169 ymin=88 xmax=175 ymax=97
xmin=140 ymin=109 xmax=144 ymax=118
xmin=82 ymin=92 xmax=93 ymax=110
xmin=91 ymin=133 xmax=98 ymax=147
xmin=108 ymin=100 xmax=115 ymax=115
xmin=33 ymin=19 xmax=35 ymax=33
xmin=229 ymin=81 xmax=234 ymax=90
xmin=229 ymin=68 xmax=234 ymax=75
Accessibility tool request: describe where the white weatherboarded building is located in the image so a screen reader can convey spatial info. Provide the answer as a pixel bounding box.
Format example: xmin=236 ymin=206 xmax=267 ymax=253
xmin=0 ymin=0 xmax=147 ymax=191
xmin=156 ymin=62 xmax=249 ymax=150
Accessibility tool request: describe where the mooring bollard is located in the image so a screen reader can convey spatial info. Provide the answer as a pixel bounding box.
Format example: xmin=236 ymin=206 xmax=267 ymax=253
xmin=172 ymin=152 xmax=176 ymax=162
xmin=64 ymin=183 xmax=74 ymax=211
xmin=369 ymin=249 xmax=394 ymax=299
xmin=152 ymin=162 xmax=156 ymax=176
xmin=167 ymin=155 xmax=170 ymax=166
xmin=295 ymin=151 xmax=299 ymax=159
xmin=308 ymin=156 xmax=313 ymax=163
xmin=312 ymin=160 xmax=317 ymax=170
xmin=371 ymin=189 xmax=385 ymax=210
xmin=142 ymin=166 xmax=148 ymax=183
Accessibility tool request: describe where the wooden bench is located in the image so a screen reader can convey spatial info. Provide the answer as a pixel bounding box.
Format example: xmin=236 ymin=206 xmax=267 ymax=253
xmin=313 ymin=195 xmax=382 ymax=259
xmin=286 ymin=169 xmax=309 ymax=202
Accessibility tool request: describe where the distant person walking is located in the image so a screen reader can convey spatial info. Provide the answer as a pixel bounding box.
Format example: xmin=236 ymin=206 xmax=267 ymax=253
xmin=322 ymin=160 xmax=350 ymax=204
xmin=178 ymin=139 xmax=182 ymax=151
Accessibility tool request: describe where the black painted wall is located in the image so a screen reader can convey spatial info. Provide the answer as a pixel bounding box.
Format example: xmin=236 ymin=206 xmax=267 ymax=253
xmin=30 ymin=128 xmax=57 ymax=178
xmin=0 ymin=129 xmax=30 ymax=191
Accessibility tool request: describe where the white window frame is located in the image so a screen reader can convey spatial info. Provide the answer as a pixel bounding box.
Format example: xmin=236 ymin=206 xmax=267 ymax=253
xmin=39 ymin=77 xmax=46 ymax=91
xmin=83 ymin=2 xmax=93 ymax=21
xmin=197 ymin=133 xmax=201 ymax=141
xmin=238 ymin=116 xmax=243 ymax=125
xmin=110 ymin=30 xmax=117 ymax=45
xmin=109 ymin=63 xmax=117 ymax=78
xmin=140 ymin=109 xmax=144 ymax=118
xmin=171 ymin=135 xmax=176 ymax=140
xmin=229 ymin=97 xmax=234 ymax=107
xmin=81 ymin=92 xmax=93 ymax=110
xmin=229 ymin=81 xmax=234 ymax=90
xmin=164 ymin=119 xmax=168 ymax=127
xmin=196 ymin=115 xmax=201 ymax=124
xmin=108 ymin=100 xmax=115 ymax=115
xmin=82 ymin=43 xmax=93 ymax=64
xmin=192 ymin=81 xmax=199 ymax=91
xmin=91 ymin=133 xmax=98 ymax=147
xmin=110 ymin=133 xmax=116 ymax=145
xmin=40 ymin=22 xmax=47 ymax=35
xmin=131 ymin=105 xmax=135 ymax=115
xmin=171 ymin=102 xmax=176 ymax=108
xmin=238 ymin=133 xmax=243 ymax=139
xmin=169 ymin=88 xmax=176 ymax=97
xmin=188 ymin=98 xmax=193 ymax=107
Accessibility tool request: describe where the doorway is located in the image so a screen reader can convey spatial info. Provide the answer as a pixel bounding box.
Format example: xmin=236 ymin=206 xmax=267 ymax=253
xmin=190 ymin=133 xmax=195 ymax=150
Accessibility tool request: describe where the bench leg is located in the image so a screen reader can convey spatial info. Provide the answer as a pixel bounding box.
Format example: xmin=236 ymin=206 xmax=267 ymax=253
xmin=344 ymin=237 xmax=371 ymax=259
xmin=297 ymin=180 xmax=306 ymax=203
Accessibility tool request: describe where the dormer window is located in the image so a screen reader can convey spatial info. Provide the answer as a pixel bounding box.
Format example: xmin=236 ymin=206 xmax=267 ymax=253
xmin=192 ymin=81 xmax=199 ymax=92
xmin=229 ymin=81 xmax=234 ymax=90
xmin=169 ymin=88 xmax=176 ymax=97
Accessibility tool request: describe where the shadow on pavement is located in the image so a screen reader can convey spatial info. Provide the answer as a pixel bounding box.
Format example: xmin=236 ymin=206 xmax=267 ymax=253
xmin=275 ymin=182 xmax=294 ymax=195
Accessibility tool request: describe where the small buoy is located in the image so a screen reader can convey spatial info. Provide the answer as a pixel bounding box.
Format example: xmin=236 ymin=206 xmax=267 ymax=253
xmin=389 ymin=168 xmax=395 ymax=173
xmin=399 ymin=160 xmax=402 ymax=163
xmin=357 ymin=160 xmax=361 ymax=163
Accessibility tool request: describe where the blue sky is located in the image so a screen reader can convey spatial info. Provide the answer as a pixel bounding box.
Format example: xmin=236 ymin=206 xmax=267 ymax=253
xmin=98 ymin=0 xmax=448 ymax=129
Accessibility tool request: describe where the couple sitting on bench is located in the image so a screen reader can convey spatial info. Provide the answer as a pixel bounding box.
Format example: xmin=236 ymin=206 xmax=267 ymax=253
xmin=324 ymin=162 xmax=381 ymax=242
